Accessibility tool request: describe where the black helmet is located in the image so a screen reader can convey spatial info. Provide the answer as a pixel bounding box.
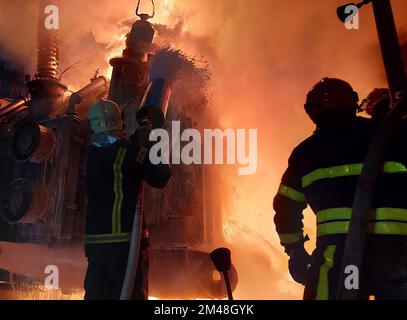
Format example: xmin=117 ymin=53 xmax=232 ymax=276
xmin=305 ymin=78 xmax=359 ymax=123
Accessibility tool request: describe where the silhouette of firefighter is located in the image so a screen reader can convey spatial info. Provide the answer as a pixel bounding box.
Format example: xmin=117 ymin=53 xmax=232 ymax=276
xmin=273 ymin=78 xmax=407 ymax=300
xmin=84 ymin=99 xmax=171 ymax=300
xmin=365 ymin=88 xmax=391 ymax=122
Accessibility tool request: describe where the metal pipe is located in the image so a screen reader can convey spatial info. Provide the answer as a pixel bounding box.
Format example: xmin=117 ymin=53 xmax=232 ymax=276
xmin=223 ymin=271 xmax=234 ymax=301
xmin=210 ymin=248 xmax=235 ymax=301
xmin=371 ymin=0 xmax=407 ymax=99
xmin=67 ymin=76 xmax=108 ymax=114
xmin=0 ymin=98 xmax=30 ymax=118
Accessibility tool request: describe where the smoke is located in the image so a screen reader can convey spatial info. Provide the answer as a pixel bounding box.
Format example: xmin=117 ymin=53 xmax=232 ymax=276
xmin=157 ymin=0 xmax=407 ymax=300
xmin=0 ymin=242 xmax=86 ymax=295
xmin=0 ymin=1 xmax=37 ymax=70
xmin=2 ymin=0 xmax=407 ymax=300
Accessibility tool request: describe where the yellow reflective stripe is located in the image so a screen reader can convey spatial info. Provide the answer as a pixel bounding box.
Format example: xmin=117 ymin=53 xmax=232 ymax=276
xmin=383 ymin=161 xmax=407 ymax=173
xmin=136 ymin=147 xmax=149 ymax=164
xmin=316 ymin=245 xmax=336 ymax=300
xmin=375 ymin=208 xmax=407 ymax=221
xmin=112 ymin=148 xmax=127 ymax=234
xmin=85 ymin=233 xmax=131 ymax=244
xmin=278 ymin=232 xmax=303 ymax=245
xmin=317 ymin=208 xmax=407 ymax=224
xmin=302 ymin=164 xmax=363 ymax=188
xmin=302 ymin=161 xmax=407 ymax=188
xmin=317 ymin=221 xmax=350 ymax=237
xmin=317 ymin=208 xmax=352 ymax=224
xmin=278 ymin=184 xmax=306 ymax=203
xmin=371 ymin=222 xmax=407 ymax=235
xmin=317 ymin=221 xmax=407 ymax=237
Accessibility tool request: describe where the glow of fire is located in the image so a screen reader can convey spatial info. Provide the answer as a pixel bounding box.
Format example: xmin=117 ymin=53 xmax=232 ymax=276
xmin=103 ymin=0 xmax=180 ymax=79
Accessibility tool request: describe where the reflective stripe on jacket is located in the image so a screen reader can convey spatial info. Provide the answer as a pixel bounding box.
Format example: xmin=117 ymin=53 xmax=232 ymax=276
xmin=274 ymin=117 xmax=407 ymax=245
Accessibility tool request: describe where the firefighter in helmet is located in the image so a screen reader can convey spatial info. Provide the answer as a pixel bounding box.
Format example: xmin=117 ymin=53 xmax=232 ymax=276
xmin=365 ymin=88 xmax=391 ymax=122
xmin=84 ymin=99 xmax=171 ymax=300
xmin=273 ymin=78 xmax=407 ymax=300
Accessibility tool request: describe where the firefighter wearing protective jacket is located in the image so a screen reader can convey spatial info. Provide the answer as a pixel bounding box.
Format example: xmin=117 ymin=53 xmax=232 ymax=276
xmin=84 ymin=99 xmax=171 ymax=300
xmin=274 ymin=78 xmax=407 ymax=300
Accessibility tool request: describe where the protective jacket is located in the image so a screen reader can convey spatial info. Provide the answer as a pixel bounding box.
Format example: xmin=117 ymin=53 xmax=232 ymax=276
xmin=274 ymin=116 xmax=407 ymax=300
xmin=84 ymin=133 xmax=171 ymax=300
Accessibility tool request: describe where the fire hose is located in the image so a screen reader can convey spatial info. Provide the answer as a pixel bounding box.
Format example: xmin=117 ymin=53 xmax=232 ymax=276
xmin=120 ymin=78 xmax=173 ymax=300
xmin=67 ymin=76 xmax=108 ymax=114
xmin=120 ymin=186 xmax=144 ymax=300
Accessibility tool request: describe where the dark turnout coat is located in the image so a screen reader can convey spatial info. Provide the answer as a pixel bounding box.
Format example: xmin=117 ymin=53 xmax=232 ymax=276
xmin=84 ymin=134 xmax=171 ymax=300
xmin=274 ymin=117 xmax=407 ymax=300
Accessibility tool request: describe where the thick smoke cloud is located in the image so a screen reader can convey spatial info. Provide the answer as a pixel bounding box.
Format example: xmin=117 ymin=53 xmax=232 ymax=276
xmin=1 ymin=0 xmax=407 ymax=299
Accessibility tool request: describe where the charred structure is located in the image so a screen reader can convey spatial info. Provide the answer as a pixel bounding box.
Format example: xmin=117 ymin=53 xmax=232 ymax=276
xmin=0 ymin=2 xmax=108 ymax=246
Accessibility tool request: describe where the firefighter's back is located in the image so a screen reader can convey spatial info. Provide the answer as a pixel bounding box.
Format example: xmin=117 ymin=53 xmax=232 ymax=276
xmin=294 ymin=116 xmax=407 ymax=299
xmin=295 ymin=116 xmax=407 ymax=241
xmin=273 ymin=78 xmax=407 ymax=300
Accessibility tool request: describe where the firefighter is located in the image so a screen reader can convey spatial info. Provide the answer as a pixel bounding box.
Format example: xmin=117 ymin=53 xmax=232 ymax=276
xmin=84 ymin=99 xmax=171 ymax=300
xmin=273 ymin=78 xmax=407 ymax=300
xmin=365 ymin=88 xmax=391 ymax=122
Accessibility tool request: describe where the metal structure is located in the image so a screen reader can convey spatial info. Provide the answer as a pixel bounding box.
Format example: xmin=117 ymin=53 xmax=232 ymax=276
xmin=107 ymin=0 xmax=156 ymax=137
xmin=0 ymin=2 xmax=108 ymax=246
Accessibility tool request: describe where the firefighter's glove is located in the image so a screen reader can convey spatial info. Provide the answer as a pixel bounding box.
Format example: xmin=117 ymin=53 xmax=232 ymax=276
xmin=285 ymin=236 xmax=311 ymax=285
xmin=135 ymin=120 xmax=154 ymax=150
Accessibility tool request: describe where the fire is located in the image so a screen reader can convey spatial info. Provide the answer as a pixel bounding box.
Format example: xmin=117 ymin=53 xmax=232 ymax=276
xmin=3 ymin=0 xmax=407 ymax=301
xmin=84 ymin=0 xmax=307 ymax=300
xmin=156 ymin=0 xmax=175 ymax=21
xmin=103 ymin=0 xmax=180 ymax=79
